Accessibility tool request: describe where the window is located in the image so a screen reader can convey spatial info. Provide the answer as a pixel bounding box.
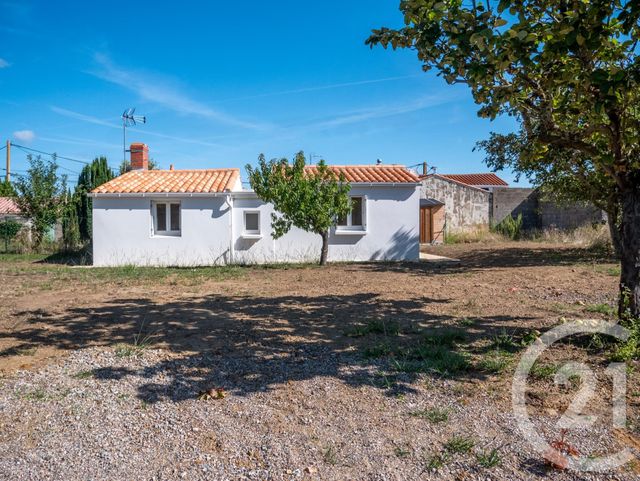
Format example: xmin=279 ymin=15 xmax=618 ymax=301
xmin=153 ymin=201 xmax=181 ymax=236
xmin=243 ymin=210 xmax=261 ymax=237
xmin=337 ymin=196 xmax=366 ymax=232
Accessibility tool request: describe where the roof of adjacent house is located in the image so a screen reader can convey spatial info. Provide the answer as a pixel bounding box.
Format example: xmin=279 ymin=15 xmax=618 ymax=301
xmin=438 ymin=173 xmax=508 ymax=187
xmin=0 ymin=197 xmax=20 ymax=214
xmin=304 ymin=165 xmax=419 ymax=183
xmin=92 ymin=169 xmax=241 ymax=194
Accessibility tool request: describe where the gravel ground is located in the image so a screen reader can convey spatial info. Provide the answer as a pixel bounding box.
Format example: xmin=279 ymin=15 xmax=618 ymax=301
xmin=0 ymin=346 xmax=637 ymax=480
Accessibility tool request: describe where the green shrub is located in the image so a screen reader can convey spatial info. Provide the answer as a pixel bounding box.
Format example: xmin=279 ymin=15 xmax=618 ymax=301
xmin=492 ymin=213 xmax=523 ymax=240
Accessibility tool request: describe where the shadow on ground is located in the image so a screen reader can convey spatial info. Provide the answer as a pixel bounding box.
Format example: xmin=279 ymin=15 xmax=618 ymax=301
xmin=3 ymin=288 xmax=540 ymax=403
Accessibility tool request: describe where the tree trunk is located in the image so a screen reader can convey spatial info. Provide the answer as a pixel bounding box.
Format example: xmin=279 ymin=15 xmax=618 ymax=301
xmin=606 ymin=203 xmax=622 ymax=259
xmin=319 ymin=230 xmax=329 ymax=266
xmin=619 ymin=188 xmax=640 ymax=320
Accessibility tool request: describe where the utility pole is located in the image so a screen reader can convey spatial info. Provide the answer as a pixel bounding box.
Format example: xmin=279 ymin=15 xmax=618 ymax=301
xmin=5 ymin=140 xmax=10 ymax=182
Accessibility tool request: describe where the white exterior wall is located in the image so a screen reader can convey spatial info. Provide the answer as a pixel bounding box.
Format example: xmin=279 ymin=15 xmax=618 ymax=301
xmin=92 ymin=185 xmax=420 ymax=266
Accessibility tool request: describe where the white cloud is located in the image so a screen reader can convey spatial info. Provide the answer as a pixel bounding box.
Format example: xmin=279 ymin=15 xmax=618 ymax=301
xmin=13 ymin=130 xmax=35 ymax=142
xmin=49 ymin=105 xmax=227 ymax=148
xmin=90 ymin=53 xmax=268 ymax=130
xmin=0 ymin=58 xmax=10 ymax=68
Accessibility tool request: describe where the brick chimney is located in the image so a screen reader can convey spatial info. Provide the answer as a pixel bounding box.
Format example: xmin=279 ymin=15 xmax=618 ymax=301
xmin=130 ymin=143 xmax=149 ymax=170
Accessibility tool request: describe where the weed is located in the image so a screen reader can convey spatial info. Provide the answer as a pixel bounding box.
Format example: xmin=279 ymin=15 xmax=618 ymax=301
xmin=394 ymin=446 xmax=411 ymax=458
xmin=457 ymin=317 xmax=475 ymax=327
xmin=478 ymin=350 xmax=512 ymax=374
xmin=425 ymin=451 xmax=450 ymax=471
xmin=21 ymin=387 xmax=49 ymax=401
xmin=345 ymin=319 xmax=400 ymax=338
xmin=15 ymin=346 xmax=37 ymax=356
xmin=363 ymin=342 xmax=393 ymax=359
xmin=476 ymin=448 xmax=501 ymax=468
xmin=585 ymin=303 xmax=615 ymax=316
xmin=397 ymin=344 xmax=470 ymax=376
xmin=530 ymin=362 xmax=559 ymax=380
xmin=444 ymin=435 xmax=475 ymax=454
xmin=521 ymin=329 xmax=541 ymax=346
xmin=492 ymin=329 xmax=517 ymax=350
xmin=409 ymin=407 xmax=450 ymax=424
xmin=72 ymin=370 xmax=94 ymax=380
xmin=323 ymin=445 xmax=338 ymax=465
xmin=423 ymin=329 xmax=466 ymax=347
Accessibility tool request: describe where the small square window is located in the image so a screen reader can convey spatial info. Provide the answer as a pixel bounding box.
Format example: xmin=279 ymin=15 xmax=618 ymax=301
xmin=153 ymin=201 xmax=181 ymax=236
xmin=336 ymin=196 xmax=366 ymax=233
xmin=243 ymin=211 xmax=261 ymax=236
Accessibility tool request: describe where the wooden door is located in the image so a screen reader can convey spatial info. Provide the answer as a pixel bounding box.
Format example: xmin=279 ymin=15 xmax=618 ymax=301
xmin=420 ymin=207 xmax=432 ymax=243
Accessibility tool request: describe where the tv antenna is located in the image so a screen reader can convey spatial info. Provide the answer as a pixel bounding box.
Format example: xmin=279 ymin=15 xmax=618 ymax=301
xmin=122 ymin=108 xmax=146 ymax=163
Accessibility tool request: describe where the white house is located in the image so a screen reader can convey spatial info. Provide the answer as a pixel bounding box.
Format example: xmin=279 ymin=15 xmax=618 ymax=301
xmin=90 ymin=143 xmax=421 ymax=267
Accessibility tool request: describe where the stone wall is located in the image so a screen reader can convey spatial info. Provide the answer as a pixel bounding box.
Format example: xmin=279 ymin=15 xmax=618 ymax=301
xmin=420 ymin=175 xmax=491 ymax=232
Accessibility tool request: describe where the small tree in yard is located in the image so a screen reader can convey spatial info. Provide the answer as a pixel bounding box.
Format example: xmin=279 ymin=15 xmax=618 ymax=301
xmin=0 ymin=180 xmax=15 ymax=196
xmin=368 ymin=1 xmax=640 ymax=320
xmin=0 ymin=219 xmax=21 ymax=252
xmin=13 ymin=154 xmax=66 ymax=250
xmin=246 ymin=152 xmax=351 ymax=266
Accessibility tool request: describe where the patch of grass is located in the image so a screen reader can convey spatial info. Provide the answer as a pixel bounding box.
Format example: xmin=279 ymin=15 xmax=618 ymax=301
xmin=395 ymin=344 xmax=470 ymax=376
xmin=478 ymin=350 xmax=512 ymax=374
xmin=20 ymin=387 xmax=49 ymax=401
xmin=323 ymin=445 xmax=338 ymax=465
xmin=72 ymin=370 xmax=94 ymax=380
xmin=345 ymin=319 xmax=400 ymax=338
xmin=444 ymin=435 xmax=475 ymax=454
xmin=457 ymin=317 xmax=475 ymax=327
xmin=409 ymin=407 xmax=450 ymax=424
xmin=363 ymin=342 xmax=393 ymax=359
xmin=529 ymin=362 xmax=559 ymax=380
xmin=492 ymin=329 xmax=518 ymax=350
xmin=476 ymin=448 xmax=501 ymax=468
xmin=394 ymin=446 xmax=411 ymax=458
xmin=423 ymin=328 xmax=466 ymax=347
xmin=424 ymin=452 xmax=450 ymax=471
xmin=15 ymin=346 xmax=37 ymax=356
xmin=584 ymin=303 xmax=615 ymax=316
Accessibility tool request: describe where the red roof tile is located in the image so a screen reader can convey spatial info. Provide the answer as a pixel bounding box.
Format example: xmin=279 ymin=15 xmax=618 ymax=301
xmin=92 ymin=169 xmax=240 ymax=194
xmin=304 ymin=165 xmax=419 ymax=183
xmin=438 ymin=173 xmax=508 ymax=187
xmin=0 ymin=197 xmax=20 ymax=214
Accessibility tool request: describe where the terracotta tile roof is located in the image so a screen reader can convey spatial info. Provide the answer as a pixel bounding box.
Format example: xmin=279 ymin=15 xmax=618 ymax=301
xmin=92 ymin=169 xmax=240 ymax=194
xmin=0 ymin=197 xmax=20 ymax=214
xmin=439 ymin=173 xmax=508 ymax=187
xmin=304 ymin=165 xmax=419 ymax=183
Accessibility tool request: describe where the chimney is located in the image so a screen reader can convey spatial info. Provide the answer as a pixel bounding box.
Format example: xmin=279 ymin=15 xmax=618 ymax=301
xmin=422 ymin=162 xmax=428 ymax=175
xmin=130 ymin=142 xmax=149 ymax=170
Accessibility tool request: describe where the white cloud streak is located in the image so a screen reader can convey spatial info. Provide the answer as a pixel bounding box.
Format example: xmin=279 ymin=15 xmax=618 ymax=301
xmin=0 ymin=58 xmax=10 ymax=68
xmin=13 ymin=129 xmax=35 ymax=142
xmin=49 ymin=106 xmax=227 ymax=148
xmin=90 ymin=54 xmax=267 ymax=130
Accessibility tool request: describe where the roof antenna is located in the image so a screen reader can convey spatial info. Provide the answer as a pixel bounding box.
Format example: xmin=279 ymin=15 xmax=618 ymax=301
xmin=122 ymin=108 xmax=147 ymax=163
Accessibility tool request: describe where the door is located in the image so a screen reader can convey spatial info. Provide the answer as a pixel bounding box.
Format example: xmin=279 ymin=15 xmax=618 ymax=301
xmin=420 ymin=207 xmax=432 ymax=243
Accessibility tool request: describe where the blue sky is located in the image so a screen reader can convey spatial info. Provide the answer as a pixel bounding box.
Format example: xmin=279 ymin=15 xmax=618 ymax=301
xmin=0 ymin=1 xmax=522 ymax=186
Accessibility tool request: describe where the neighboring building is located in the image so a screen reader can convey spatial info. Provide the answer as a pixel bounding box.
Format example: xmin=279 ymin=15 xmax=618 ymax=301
xmin=0 ymin=197 xmax=22 ymax=222
xmin=419 ymin=174 xmax=493 ymax=243
xmin=90 ymin=143 xmax=421 ymax=267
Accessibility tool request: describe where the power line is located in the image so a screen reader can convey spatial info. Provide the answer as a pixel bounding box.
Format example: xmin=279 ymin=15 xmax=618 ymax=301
xmin=11 ymin=143 xmax=90 ymax=165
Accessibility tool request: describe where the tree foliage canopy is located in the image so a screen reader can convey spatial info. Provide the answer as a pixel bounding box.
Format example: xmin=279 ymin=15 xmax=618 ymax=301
xmin=368 ymin=0 xmax=640 ymax=317
xmin=13 ymin=154 xmax=66 ymax=249
xmin=246 ymin=152 xmax=351 ymax=265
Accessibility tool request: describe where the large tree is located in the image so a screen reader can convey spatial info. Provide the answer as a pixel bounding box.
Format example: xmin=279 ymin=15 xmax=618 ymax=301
xmin=13 ymin=155 xmax=66 ymax=249
xmin=367 ymin=0 xmax=640 ymax=319
xmin=246 ymin=152 xmax=351 ymax=265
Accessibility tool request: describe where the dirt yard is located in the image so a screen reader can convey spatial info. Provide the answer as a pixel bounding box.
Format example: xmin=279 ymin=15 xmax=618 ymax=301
xmin=0 ymin=242 xmax=638 ymax=480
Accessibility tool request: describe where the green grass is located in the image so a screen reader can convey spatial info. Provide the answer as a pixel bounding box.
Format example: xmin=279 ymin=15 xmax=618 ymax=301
xmin=444 ymin=435 xmax=475 ymax=454
xmin=425 ymin=452 xmax=450 ymax=471
xmin=457 ymin=317 xmax=476 ymax=327
xmin=478 ymin=350 xmax=512 ymax=374
xmin=409 ymin=407 xmax=450 ymax=424
xmin=345 ymin=319 xmax=400 ymax=338
xmin=476 ymin=448 xmax=501 ymax=468
xmin=394 ymin=446 xmax=411 ymax=458
xmin=529 ymin=362 xmax=559 ymax=380
xmin=323 ymin=445 xmax=338 ymax=465
xmin=584 ymin=303 xmax=616 ymax=316
xmin=72 ymin=370 xmax=94 ymax=380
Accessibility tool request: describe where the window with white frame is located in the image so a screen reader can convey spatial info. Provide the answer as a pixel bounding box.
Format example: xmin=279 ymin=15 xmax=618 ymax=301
xmin=152 ymin=201 xmax=181 ymax=236
xmin=337 ymin=196 xmax=366 ymax=231
xmin=243 ymin=210 xmax=261 ymax=237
